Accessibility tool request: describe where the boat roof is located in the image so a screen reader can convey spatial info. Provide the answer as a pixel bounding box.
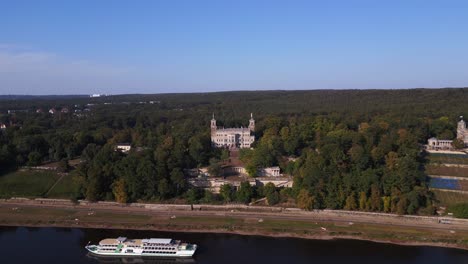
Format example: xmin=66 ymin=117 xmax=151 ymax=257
xmin=142 ymin=238 xmax=173 ymax=244
xmin=99 ymin=238 xmax=173 ymax=246
xmin=99 ymin=238 xmax=143 ymax=246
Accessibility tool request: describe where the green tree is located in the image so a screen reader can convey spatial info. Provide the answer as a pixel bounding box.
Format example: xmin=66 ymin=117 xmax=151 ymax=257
xmin=208 ymin=158 xmax=221 ymax=176
xmin=370 ymin=184 xmax=382 ymax=211
xmin=57 ymin=159 xmax=70 ymax=173
xmin=27 ymin=151 xmax=42 ymax=166
xmin=158 ymin=178 xmax=170 ymax=199
xmin=170 ymin=168 xmax=186 ymax=195
xmin=296 ymin=189 xmax=314 ymax=210
xmin=186 ymin=188 xmax=202 ymax=204
xmin=452 ymin=138 xmax=465 ymax=149
xmin=201 ymin=190 xmax=215 ymax=203
xmin=264 ymin=182 xmax=280 ymax=205
xmin=236 ymin=181 xmax=253 ymax=204
xmin=220 ymin=184 xmax=234 ymax=203
xmin=359 ymin=191 xmax=367 ymax=211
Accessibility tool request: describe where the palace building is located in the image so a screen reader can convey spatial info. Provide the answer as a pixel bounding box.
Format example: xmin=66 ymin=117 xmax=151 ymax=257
xmin=427 ymin=116 xmax=468 ymax=150
xmin=211 ymin=113 xmax=255 ymax=149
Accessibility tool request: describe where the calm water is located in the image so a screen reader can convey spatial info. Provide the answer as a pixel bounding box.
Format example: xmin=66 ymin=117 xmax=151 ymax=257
xmin=0 ymin=226 xmax=467 ymax=264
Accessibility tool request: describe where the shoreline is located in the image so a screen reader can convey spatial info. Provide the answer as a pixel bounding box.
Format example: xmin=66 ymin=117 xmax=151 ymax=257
xmin=1 ymin=201 xmax=467 ymax=252
xmin=2 ymin=221 xmax=467 ymax=252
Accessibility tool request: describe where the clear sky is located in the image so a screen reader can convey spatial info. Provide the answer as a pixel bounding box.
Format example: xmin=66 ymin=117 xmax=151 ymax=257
xmin=1 ymin=0 xmax=468 ymax=95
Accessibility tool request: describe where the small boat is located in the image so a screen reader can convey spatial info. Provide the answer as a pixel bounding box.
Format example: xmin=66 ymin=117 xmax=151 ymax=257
xmin=85 ymin=237 xmax=197 ymax=258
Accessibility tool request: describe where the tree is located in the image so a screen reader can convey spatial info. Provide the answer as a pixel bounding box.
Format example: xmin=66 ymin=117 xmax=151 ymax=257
xmin=370 ymin=184 xmax=382 ymax=211
xmin=170 ymin=168 xmax=186 ymax=195
xmin=359 ymin=191 xmax=367 ymax=211
xmin=112 ymin=178 xmax=128 ymax=203
xmin=186 ymin=188 xmax=202 ymax=204
xmin=201 ymin=190 xmax=215 ymax=203
xmin=27 ymin=151 xmax=42 ymax=166
xmin=452 ymin=138 xmax=465 ymax=149
xmin=397 ymin=196 xmax=409 ymax=215
xmin=236 ymin=181 xmax=253 ymax=204
xmin=296 ymin=189 xmax=314 ymax=210
xmin=57 ymin=159 xmax=70 ymax=173
xmin=81 ymin=143 xmax=100 ymax=162
xmin=208 ymin=158 xmax=221 ymax=176
xmin=158 ymin=178 xmax=170 ymax=199
xmin=344 ymin=193 xmax=357 ymax=210
xmin=382 ymin=196 xmax=391 ymax=213
xmin=264 ymin=182 xmax=280 ymax=205
xmin=220 ymin=184 xmax=234 ymax=203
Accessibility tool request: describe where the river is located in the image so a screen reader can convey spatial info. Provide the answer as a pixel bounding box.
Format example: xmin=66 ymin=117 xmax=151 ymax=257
xmin=0 ymin=226 xmax=467 ymax=264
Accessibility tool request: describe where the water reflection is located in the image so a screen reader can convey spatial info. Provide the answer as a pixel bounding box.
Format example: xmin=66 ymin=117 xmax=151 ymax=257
xmin=87 ymin=254 xmax=196 ymax=264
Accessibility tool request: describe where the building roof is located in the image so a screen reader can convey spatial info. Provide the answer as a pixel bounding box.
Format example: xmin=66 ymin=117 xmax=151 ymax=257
xmin=116 ymin=143 xmax=131 ymax=146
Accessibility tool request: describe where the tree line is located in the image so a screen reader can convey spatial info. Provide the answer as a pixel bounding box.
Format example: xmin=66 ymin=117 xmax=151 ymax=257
xmin=1 ymin=89 xmax=468 ymax=215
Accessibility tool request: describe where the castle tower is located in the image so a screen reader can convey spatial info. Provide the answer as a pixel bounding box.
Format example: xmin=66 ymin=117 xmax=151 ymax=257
xmin=211 ymin=113 xmax=217 ymax=134
xmin=457 ymin=116 xmax=467 ymax=142
xmin=248 ymin=113 xmax=255 ymax=132
xmin=457 ymin=116 xmax=468 ymax=146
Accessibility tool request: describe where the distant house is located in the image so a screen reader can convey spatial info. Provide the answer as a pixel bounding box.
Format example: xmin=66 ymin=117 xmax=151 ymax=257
xmin=427 ymin=137 xmax=453 ymax=150
xmin=36 ymin=108 xmax=44 ymax=113
xmin=115 ymin=143 xmax=132 ymax=153
xmin=258 ymin=166 xmax=281 ymax=177
xmin=49 ymin=108 xmax=57 ymax=114
xmin=61 ymin=107 xmax=69 ymax=114
xmin=0 ymin=123 xmax=6 ymax=130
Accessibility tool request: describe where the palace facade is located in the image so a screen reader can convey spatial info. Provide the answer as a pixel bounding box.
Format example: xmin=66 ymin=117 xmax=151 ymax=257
xmin=211 ymin=114 xmax=255 ymax=149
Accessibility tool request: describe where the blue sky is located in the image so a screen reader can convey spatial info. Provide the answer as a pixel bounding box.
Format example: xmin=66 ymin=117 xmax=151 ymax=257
xmin=1 ymin=0 xmax=468 ymax=95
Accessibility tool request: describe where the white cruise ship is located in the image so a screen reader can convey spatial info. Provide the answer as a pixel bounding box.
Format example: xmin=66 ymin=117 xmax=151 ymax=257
xmin=85 ymin=237 xmax=197 ymax=258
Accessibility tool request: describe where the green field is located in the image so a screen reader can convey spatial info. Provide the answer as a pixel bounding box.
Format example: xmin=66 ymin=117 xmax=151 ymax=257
xmin=427 ymin=154 xmax=468 ymax=165
xmin=433 ymin=190 xmax=468 ymax=207
xmin=425 ymin=165 xmax=468 ymax=178
xmin=46 ymin=174 xmax=77 ymax=198
xmin=0 ymin=170 xmax=61 ymax=198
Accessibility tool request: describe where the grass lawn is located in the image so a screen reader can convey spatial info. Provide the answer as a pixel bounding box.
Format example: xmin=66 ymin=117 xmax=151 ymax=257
xmin=433 ymin=190 xmax=468 ymax=207
xmin=47 ymin=174 xmax=77 ymax=198
xmin=0 ymin=170 xmax=61 ymax=198
xmin=428 ymin=154 xmax=468 ymax=165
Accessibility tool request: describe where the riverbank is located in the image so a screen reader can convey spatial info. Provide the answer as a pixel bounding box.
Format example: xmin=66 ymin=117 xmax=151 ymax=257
xmin=1 ymin=202 xmax=467 ymax=251
xmin=2 ymin=221 xmax=468 ymax=251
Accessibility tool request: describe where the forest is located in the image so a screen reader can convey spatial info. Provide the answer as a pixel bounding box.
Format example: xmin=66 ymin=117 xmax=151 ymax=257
xmin=1 ymin=88 xmax=468 ymax=215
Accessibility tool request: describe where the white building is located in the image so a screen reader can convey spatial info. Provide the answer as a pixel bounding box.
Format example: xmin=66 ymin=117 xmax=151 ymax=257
xmin=427 ymin=138 xmax=453 ymax=150
xmin=115 ymin=143 xmax=132 ymax=153
xmin=211 ymin=114 xmax=255 ymax=149
xmin=258 ymin=166 xmax=281 ymax=177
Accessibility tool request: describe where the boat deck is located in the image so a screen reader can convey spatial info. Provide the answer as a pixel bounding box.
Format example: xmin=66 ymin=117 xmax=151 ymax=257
xmin=99 ymin=238 xmax=143 ymax=246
